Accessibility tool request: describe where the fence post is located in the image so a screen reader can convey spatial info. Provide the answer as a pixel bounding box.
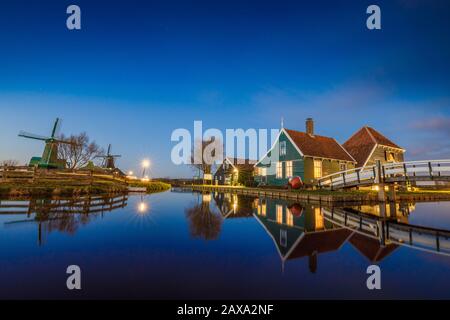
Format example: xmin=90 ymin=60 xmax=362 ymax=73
xmin=90 ymin=170 xmax=93 ymax=186
xmin=32 ymin=166 xmax=37 ymax=183
xmin=428 ymin=162 xmax=433 ymax=179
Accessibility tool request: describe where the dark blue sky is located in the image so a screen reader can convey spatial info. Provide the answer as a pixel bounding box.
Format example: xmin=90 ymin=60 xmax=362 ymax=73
xmin=0 ymin=0 xmax=449 ymax=177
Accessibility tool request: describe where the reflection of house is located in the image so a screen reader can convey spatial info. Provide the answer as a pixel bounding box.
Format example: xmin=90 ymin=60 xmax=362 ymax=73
xmin=348 ymin=233 xmax=398 ymax=263
xmin=253 ymin=198 xmax=352 ymax=272
xmin=253 ymin=198 xmax=406 ymax=272
xmin=254 ymin=118 xmax=356 ymax=186
xmin=343 ymin=126 xmax=405 ymax=168
xmin=214 ymin=158 xmax=256 ymax=186
xmin=212 ymin=192 xmax=255 ymax=219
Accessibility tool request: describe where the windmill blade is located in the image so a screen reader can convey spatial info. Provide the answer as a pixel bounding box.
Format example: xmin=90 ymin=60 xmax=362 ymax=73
xmin=107 ymin=144 xmax=112 ymax=156
xmin=94 ymin=155 xmax=108 ymax=159
xmin=18 ymin=131 xmax=49 ymax=141
xmin=110 ymin=155 xmax=122 ymax=158
xmin=51 ymin=118 xmax=62 ymax=138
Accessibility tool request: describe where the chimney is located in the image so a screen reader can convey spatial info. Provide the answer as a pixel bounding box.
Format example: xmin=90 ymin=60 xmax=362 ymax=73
xmin=306 ymin=118 xmax=314 ymax=136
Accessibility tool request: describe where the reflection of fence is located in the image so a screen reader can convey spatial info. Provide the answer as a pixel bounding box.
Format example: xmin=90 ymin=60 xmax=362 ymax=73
xmin=0 ymin=194 xmax=128 ymax=216
xmin=1 ymin=195 xmax=128 ymax=245
xmin=322 ymin=207 xmax=450 ymax=256
xmin=0 ymin=166 xmax=128 ymax=186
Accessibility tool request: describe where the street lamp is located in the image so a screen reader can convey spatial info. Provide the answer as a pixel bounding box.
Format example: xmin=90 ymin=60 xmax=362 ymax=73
xmin=142 ymin=159 xmax=150 ymax=178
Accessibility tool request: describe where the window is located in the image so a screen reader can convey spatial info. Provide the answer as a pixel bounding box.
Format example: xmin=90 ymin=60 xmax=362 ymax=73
xmin=260 ymin=167 xmax=267 ymax=176
xmin=276 ymin=205 xmax=283 ymax=224
xmin=276 ymin=162 xmax=283 ymax=178
xmin=286 ymin=161 xmax=293 ymax=178
xmin=385 ymin=151 xmax=395 ymax=162
xmin=280 ymin=229 xmax=287 ymax=247
xmin=279 ymin=141 xmax=287 ymax=156
xmin=314 ymin=207 xmax=324 ymax=230
xmin=261 ymin=201 xmax=267 ymax=216
xmin=286 ymin=209 xmax=293 ymax=226
xmin=340 ymin=163 xmax=347 ymax=171
xmin=313 ymin=160 xmax=322 ymax=178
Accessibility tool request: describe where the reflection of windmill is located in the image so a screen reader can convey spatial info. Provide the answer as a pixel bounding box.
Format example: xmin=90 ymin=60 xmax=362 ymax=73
xmin=95 ymin=144 xmax=121 ymax=169
xmin=18 ymin=118 xmax=77 ymax=169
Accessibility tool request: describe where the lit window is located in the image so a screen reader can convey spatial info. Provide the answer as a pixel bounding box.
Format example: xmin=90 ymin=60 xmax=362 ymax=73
xmin=314 ymin=207 xmax=324 ymax=230
xmin=261 ymin=202 xmax=266 ymax=216
xmin=260 ymin=167 xmax=267 ymax=176
xmin=385 ymin=151 xmax=395 ymax=162
xmin=286 ymin=209 xmax=293 ymax=226
xmin=276 ymin=204 xmax=283 ymax=224
xmin=276 ymin=162 xmax=283 ymax=179
xmin=280 ymin=141 xmax=287 ymax=156
xmin=286 ymin=161 xmax=293 ymax=178
xmin=313 ymin=160 xmax=322 ymax=178
xmin=340 ymin=163 xmax=347 ymax=171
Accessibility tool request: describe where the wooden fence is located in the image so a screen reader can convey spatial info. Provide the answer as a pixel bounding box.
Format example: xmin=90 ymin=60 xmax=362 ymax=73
xmin=0 ymin=165 xmax=128 ymax=186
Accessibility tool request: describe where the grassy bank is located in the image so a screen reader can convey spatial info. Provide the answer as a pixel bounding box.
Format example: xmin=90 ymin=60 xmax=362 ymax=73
xmin=0 ymin=180 xmax=128 ymax=197
xmin=128 ymin=180 xmax=171 ymax=193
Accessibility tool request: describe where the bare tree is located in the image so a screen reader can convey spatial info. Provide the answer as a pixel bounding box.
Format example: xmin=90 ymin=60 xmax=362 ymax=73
xmin=57 ymin=132 xmax=103 ymax=169
xmin=190 ymin=136 xmax=223 ymax=177
xmin=0 ymin=159 xmax=19 ymax=167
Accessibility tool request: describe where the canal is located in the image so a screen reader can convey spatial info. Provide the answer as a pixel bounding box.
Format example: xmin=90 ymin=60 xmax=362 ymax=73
xmin=0 ymin=190 xmax=450 ymax=299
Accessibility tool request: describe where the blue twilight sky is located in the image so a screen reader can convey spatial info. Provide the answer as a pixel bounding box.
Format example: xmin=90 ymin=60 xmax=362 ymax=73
xmin=0 ymin=0 xmax=449 ymax=177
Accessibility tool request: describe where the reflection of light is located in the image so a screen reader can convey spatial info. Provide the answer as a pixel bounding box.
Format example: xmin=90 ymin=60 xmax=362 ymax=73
xmin=141 ymin=176 xmax=150 ymax=182
xmin=138 ymin=201 xmax=148 ymax=214
xmin=202 ymin=194 xmax=211 ymax=202
xmin=234 ymin=168 xmax=238 ymax=173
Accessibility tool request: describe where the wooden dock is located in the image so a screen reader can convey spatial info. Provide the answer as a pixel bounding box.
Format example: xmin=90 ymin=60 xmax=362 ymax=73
xmin=188 ymin=185 xmax=450 ymax=204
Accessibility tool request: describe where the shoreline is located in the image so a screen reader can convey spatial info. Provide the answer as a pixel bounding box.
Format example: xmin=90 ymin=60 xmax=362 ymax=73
xmin=188 ymin=185 xmax=450 ymax=204
xmin=0 ymin=180 xmax=171 ymax=197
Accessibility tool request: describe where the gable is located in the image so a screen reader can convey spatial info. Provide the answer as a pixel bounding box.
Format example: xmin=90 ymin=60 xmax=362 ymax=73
xmin=255 ymin=131 xmax=303 ymax=167
xmin=343 ymin=126 xmax=404 ymax=167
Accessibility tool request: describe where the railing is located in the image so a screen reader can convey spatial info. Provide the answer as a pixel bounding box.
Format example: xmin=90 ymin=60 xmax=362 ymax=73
xmin=317 ymin=159 xmax=450 ymax=189
xmin=317 ymin=165 xmax=377 ymax=189
xmin=382 ymin=160 xmax=450 ymax=182
xmin=0 ymin=166 xmax=128 ymax=186
xmin=322 ymin=207 xmax=450 ymax=256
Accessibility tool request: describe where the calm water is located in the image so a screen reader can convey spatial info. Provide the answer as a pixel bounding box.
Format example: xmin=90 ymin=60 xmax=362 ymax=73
xmin=1 ymin=190 xmax=450 ymax=299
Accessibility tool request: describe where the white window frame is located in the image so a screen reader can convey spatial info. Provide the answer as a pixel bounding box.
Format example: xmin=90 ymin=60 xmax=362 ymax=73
xmin=279 ymin=141 xmax=287 ymax=156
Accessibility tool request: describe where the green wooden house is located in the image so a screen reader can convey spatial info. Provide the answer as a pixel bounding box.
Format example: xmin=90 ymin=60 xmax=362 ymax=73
xmin=213 ymin=157 xmax=256 ymax=186
xmin=254 ymin=118 xmax=356 ymax=186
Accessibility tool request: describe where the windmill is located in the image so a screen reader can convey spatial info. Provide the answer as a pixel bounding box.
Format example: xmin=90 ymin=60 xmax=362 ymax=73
xmin=18 ymin=118 xmax=77 ymax=169
xmin=95 ymin=144 xmax=121 ymax=169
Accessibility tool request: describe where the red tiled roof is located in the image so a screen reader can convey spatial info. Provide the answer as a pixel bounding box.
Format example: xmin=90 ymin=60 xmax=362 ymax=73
xmin=284 ymin=129 xmax=355 ymax=162
xmin=343 ymin=126 xmax=404 ymax=167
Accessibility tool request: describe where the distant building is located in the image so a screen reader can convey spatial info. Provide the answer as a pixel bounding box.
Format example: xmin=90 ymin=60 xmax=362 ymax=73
xmin=213 ymin=157 xmax=256 ymax=186
xmin=343 ymin=126 xmax=405 ymax=168
xmin=254 ymin=118 xmax=356 ymax=186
